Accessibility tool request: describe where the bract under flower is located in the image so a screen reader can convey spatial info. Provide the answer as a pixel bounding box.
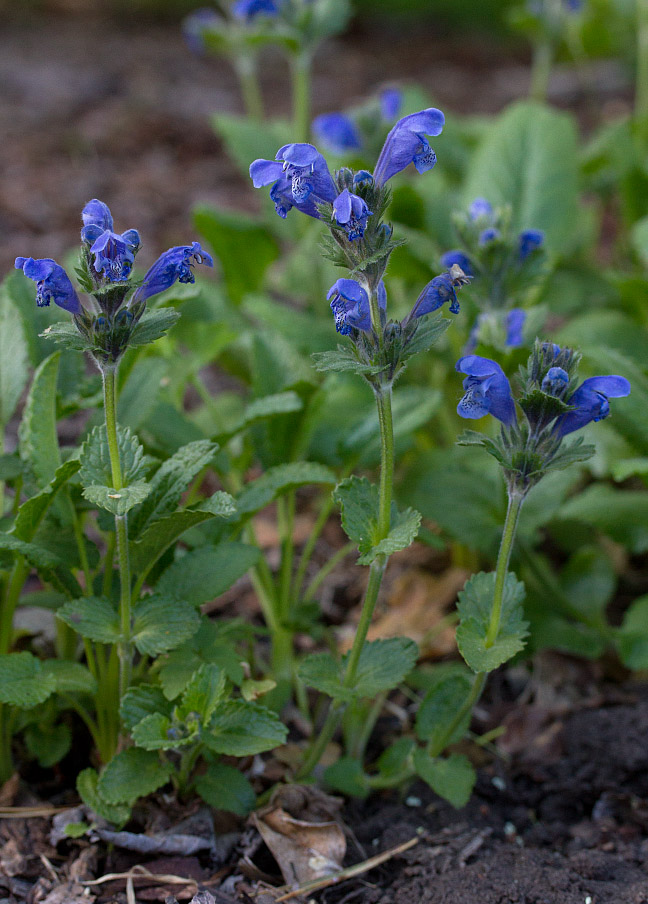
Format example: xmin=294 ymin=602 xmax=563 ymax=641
xmin=132 ymin=242 xmax=213 ymax=304
xmin=372 ymin=108 xmax=445 ymax=185
xmin=15 ymin=257 xmax=82 ymax=315
xmin=456 ymin=355 xmax=516 ymax=425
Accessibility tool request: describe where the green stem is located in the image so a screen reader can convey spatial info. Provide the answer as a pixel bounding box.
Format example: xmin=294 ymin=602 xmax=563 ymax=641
xmin=485 ymin=491 xmax=523 ymax=649
xmin=0 ymin=705 xmax=15 ymax=784
xmin=102 ymin=366 xmax=132 ymax=700
xmin=291 ymin=49 xmax=312 ymax=142
xmin=429 ymin=672 xmax=486 ymax=758
xmin=303 ymin=541 xmax=355 ymax=603
xmin=0 ymin=559 xmax=28 ymax=655
xmin=375 ymin=389 xmax=394 ymax=539
xmin=637 ymin=0 xmax=648 ymax=145
xmin=234 ymin=54 xmax=264 ymax=122
xmin=530 ymin=39 xmax=553 ymax=103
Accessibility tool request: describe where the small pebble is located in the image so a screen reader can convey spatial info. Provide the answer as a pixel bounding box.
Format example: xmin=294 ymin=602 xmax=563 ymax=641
xmin=491 ymin=776 xmax=506 ymax=791
xmin=503 ymin=821 xmax=517 ymax=837
xmin=405 ymin=796 xmax=422 ymax=807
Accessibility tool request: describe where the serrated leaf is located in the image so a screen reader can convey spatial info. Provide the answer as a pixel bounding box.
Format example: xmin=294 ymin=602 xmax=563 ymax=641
xmin=129 ymin=440 xmax=218 ymax=537
xmin=0 ymin=534 xmax=81 ymax=599
xmin=98 ymin=748 xmax=172 ymax=805
xmin=0 ymin=282 xmax=29 ymax=428
xmin=415 ymin=674 xmax=473 ymax=754
xmin=204 ymin=700 xmax=287 ymax=756
xmin=195 ymin=762 xmax=256 ymax=816
xmin=83 ymin=482 xmax=151 ymax=516
xmin=333 ymin=476 xmax=378 ymax=553
xmin=177 ymin=663 xmax=226 ymax=723
xmin=128 ymin=308 xmax=181 ymax=348
xmin=19 ymin=352 xmax=61 ymax=488
xmin=129 ymin=509 xmax=227 ymax=576
xmin=25 ymin=722 xmax=71 ymax=768
xmin=120 ymin=685 xmax=172 ymax=732
xmin=413 ymin=749 xmax=476 ymax=809
xmin=376 ymin=738 xmax=415 ymax=779
xmin=0 ymin=453 xmax=24 ymax=481
xmin=195 ymin=491 xmax=236 ymax=516
xmin=311 ymin=348 xmax=385 ymax=376
xmin=0 ymin=652 xmax=57 ymax=708
xmin=132 ymin=595 xmax=201 ymax=656
xmin=57 ymin=597 xmax=121 ymax=644
xmin=401 ymin=315 xmax=450 ymax=360
xmin=79 ymin=424 xmax=147 ymax=489
xmin=158 ymin=621 xmax=245 ymax=699
xmin=13 ymin=460 xmax=81 ymax=542
xmin=358 ymin=506 xmax=421 ymax=565
xmin=42 ymin=660 xmax=98 ymax=695
xmin=297 ymin=652 xmax=350 ymax=701
xmin=235 ymin=462 xmax=336 ymax=517
xmin=155 ymin=542 xmax=260 ymax=607
xmin=456 ymin=571 xmax=529 ymax=673
xmin=77 ymin=768 xmax=131 ymax=826
xmin=39 ymin=321 xmax=89 ymax=351
xmin=131 ymin=713 xmax=185 ymax=750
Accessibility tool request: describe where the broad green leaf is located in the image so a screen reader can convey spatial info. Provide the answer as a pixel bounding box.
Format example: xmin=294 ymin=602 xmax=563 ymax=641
xmin=121 ymin=685 xmax=172 ymax=732
xmin=413 ymin=749 xmax=476 ymax=809
xmin=376 ymin=738 xmax=416 ymax=779
xmin=612 ymin=457 xmax=648 ymax=481
xmin=0 ymin=652 xmax=57 ymax=708
xmin=0 ymin=282 xmax=29 ymax=428
xmin=616 ymin=595 xmax=648 ymax=670
xmin=129 ymin=439 xmax=218 ymax=537
xmin=77 ymin=768 xmax=130 ymax=826
xmin=98 ymin=748 xmax=173 ymax=805
xmin=236 ymin=462 xmax=336 ymax=517
xmin=128 ymin=308 xmax=181 ymax=348
xmin=214 ymin=391 xmax=303 ymax=444
xmin=25 ymin=722 xmax=71 ymax=768
xmin=39 ymin=321 xmax=89 ymax=352
xmin=465 ymin=101 xmax=579 ymax=255
xmin=156 ymin=543 xmax=260 ymax=606
xmin=43 ymin=660 xmax=97 ymax=695
xmin=83 ymin=483 xmax=151 ymax=516
xmin=556 ymin=484 xmax=648 ymax=554
xmin=456 ymin=571 xmax=529 ymax=673
xmin=324 ymin=757 xmax=370 ymax=798
xmin=559 ymin=547 xmax=615 ymax=621
xmin=195 ymin=762 xmax=256 ymax=816
xmin=311 ymin=348 xmax=385 ymax=376
xmin=0 ymin=534 xmax=64 ymax=571
xmin=401 ymin=315 xmax=451 ymax=360
xmin=177 ymin=663 xmax=226 ymax=723
xmin=0 ymin=453 xmax=24 ymax=481
xmin=297 ymin=652 xmax=351 ymax=701
xmin=194 ymin=204 xmax=280 ymax=304
xmin=19 ymin=352 xmax=61 ymax=487
xmin=359 ymin=506 xmax=421 ymax=565
xmin=131 ymin=713 xmax=189 ymax=750
xmin=79 ymin=424 xmax=148 ymax=490
xmin=211 ymin=113 xmax=291 ymax=181
xmin=13 ymin=460 xmax=81 ymax=542
xmin=333 ymin=476 xmax=378 ymax=553
xmin=204 ymin=700 xmax=287 ymax=756
xmin=117 ymin=357 xmax=167 ymax=431
xmin=132 ymin=595 xmax=201 ymax=656
xmin=57 ymin=597 xmax=121 ymax=644
xmin=415 ymin=673 xmax=474 ymax=754
xmin=299 ymin=638 xmax=418 ymax=701
xmin=158 ymin=621 xmax=245 ymax=699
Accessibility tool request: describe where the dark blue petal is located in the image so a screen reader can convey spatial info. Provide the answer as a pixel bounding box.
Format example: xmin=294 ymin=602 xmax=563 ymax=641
xmin=311 ymin=113 xmax=362 ymax=154
xmin=232 ymin=0 xmax=280 ymax=20
xmin=455 ymin=355 xmax=516 ymax=425
xmin=373 ymin=107 xmax=445 ymax=185
xmin=333 ymin=189 xmax=353 ymax=224
xmin=333 ymin=189 xmax=371 ymax=240
xmin=82 ymin=199 xmax=113 ymax=232
xmin=250 ymin=158 xmax=284 ymax=187
xmin=555 ymin=375 xmax=631 ymax=437
xmin=541 ymin=366 xmax=569 ymax=395
xmin=16 ymin=257 xmax=82 ymax=315
xmin=132 ymin=243 xmax=213 ymax=304
xmin=518 ymin=229 xmax=544 ymax=260
xmin=411 ymin=273 xmax=458 ymax=318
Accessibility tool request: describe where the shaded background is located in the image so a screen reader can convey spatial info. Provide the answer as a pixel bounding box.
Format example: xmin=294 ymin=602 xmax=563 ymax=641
xmin=0 ymin=0 xmax=633 ymax=272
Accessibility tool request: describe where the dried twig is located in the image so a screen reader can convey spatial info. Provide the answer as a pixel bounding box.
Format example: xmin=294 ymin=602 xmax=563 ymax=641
xmin=82 ymin=865 xmax=200 ymax=890
xmin=0 ymin=805 xmax=68 ymax=818
xmin=274 ymin=836 xmax=419 ymax=902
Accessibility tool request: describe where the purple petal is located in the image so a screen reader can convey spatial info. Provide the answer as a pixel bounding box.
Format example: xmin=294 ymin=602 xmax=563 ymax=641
xmin=250 ymin=158 xmax=284 ymax=188
xmin=82 ymin=199 xmax=113 ymax=232
xmin=312 ymin=113 xmax=362 ymax=154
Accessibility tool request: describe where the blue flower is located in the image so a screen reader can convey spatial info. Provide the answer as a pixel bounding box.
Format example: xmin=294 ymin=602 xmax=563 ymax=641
xmin=456 ymin=355 xmax=516 ymax=426
xmin=541 ymin=366 xmax=569 ymax=396
xmin=132 ymin=243 xmax=213 ymax=304
xmin=333 ymin=189 xmax=372 ymax=240
xmin=506 ymin=309 xmax=526 ymax=347
xmin=311 ymin=113 xmax=362 ymax=155
xmin=81 ymin=199 xmax=140 ymax=282
xmin=440 ymin=249 xmax=474 ymax=277
xmin=250 ymin=143 xmax=337 ymax=218
xmin=554 ymin=375 xmax=631 ymax=437
xmin=379 ymin=88 xmax=402 ymax=121
xmin=327 ymin=278 xmax=386 ymax=334
xmin=182 ymin=7 xmax=221 ymax=54
xmin=518 ymin=229 xmax=544 ymax=261
xmin=469 ymin=198 xmax=494 ymax=221
xmin=15 ymin=257 xmax=83 ymax=315
xmin=409 ymin=272 xmax=461 ymax=320
xmin=479 ymin=227 xmax=501 ymax=246
xmin=372 ymin=108 xmax=445 ymax=185
xmin=232 ymin=0 xmax=281 ymax=20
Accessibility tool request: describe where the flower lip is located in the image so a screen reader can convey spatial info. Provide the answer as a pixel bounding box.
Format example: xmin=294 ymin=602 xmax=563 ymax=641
xmin=455 ymin=354 xmax=516 ymax=426
xmin=276 ymin=143 xmax=321 ymax=168
xmin=554 ymin=374 xmax=631 ymax=437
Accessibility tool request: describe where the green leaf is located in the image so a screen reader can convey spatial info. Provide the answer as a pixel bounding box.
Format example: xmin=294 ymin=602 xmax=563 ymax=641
xmin=194 ymin=204 xmax=280 ymax=304
xmin=79 ymin=424 xmax=148 ymax=489
xmin=214 ymin=391 xmax=303 ymax=444
xmin=77 ymin=768 xmax=131 ymax=826
xmin=456 ymin=571 xmax=529 ymax=673
xmin=155 ymin=543 xmax=260 ymax=606
xmin=131 ymin=713 xmax=186 ymax=750
xmin=333 ymin=476 xmax=378 ymax=553
xmin=415 ymin=674 xmax=474 ymax=754
xmin=616 ymin=595 xmax=648 ymax=670
xmin=42 ymin=660 xmax=98 ymax=695
xmin=324 ymin=757 xmax=370 ymax=798
xmin=0 ymin=652 xmax=57 ymax=708
xmin=299 ymin=638 xmax=418 ymax=701
xmin=13 ymin=459 xmax=81 ymax=542
xmin=211 ymin=113 xmax=291 ymax=181
xmin=158 ymin=621 xmax=245 ymax=699
xmin=0 ymin=534 xmax=77 ymax=598
xmin=612 ymin=457 xmax=648 ymax=481
xmin=0 ymin=453 xmax=24 ymax=481
xmin=129 ymin=508 xmax=231 ymax=576
xmin=465 ymin=101 xmax=579 ymax=255
xmin=401 ymin=315 xmax=451 ymax=360
xmin=195 ymin=762 xmax=256 ymax=816
xmin=311 ymin=347 xmax=384 ymax=376
xmin=204 ymin=700 xmax=287 ymax=756
xmin=117 ymin=357 xmax=167 ymax=431
xmin=39 ymin=321 xmax=89 ymax=352
xmin=120 ymin=685 xmax=172 ymax=732
xmin=83 ymin=483 xmax=151 ymax=516
xmin=631 ymin=215 xmax=648 ymax=267
xmin=236 ymin=462 xmax=336 ymax=517
xmin=0 ymin=281 xmax=29 ymax=428
xmin=128 ymin=308 xmax=181 ymax=348
xmin=413 ymin=749 xmax=476 ymax=809
xmin=19 ymin=352 xmax=61 ymax=487
xmin=556 ymin=485 xmax=648 ymax=554
xmin=98 ymin=748 xmax=173 ymax=805
xmin=177 ymin=664 xmax=226 ymax=723
xmin=132 ymin=595 xmax=201 ymax=656
xmin=25 ymin=722 xmax=71 ymax=768
xmin=376 ymin=738 xmax=415 ymax=779
xmin=57 ymin=597 xmax=121 ymax=644
xmin=359 ymin=506 xmax=421 ymax=565
xmin=129 ymin=439 xmax=218 ymax=537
